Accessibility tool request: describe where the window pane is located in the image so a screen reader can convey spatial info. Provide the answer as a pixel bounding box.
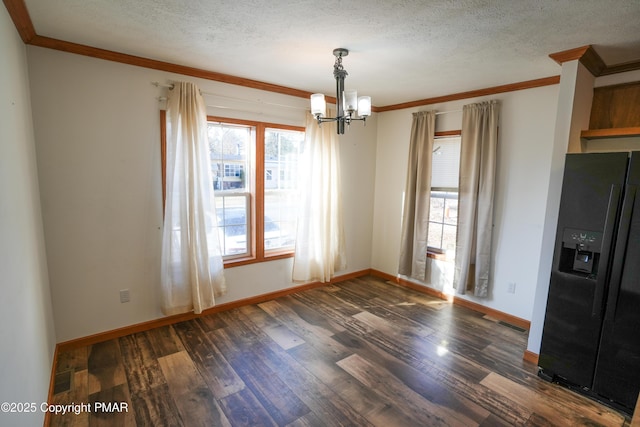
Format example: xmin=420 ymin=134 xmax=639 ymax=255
xmin=431 ymin=136 xmax=460 ymax=188
xmin=208 ymin=123 xmax=251 ymax=192
xmin=429 ymin=193 xmax=445 ymax=222
xmin=215 ymin=195 xmax=249 ymax=256
xmin=209 ymin=122 xmax=253 ymax=259
xmin=428 ymin=222 xmax=443 ymax=250
xmin=264 ymin=128 xmax=304 ymax=251
xmin=444 ymin=195 xmax=458 ymax=225
xmin=428 ymin=163 xmax=460 ymax=256
xmin=442 ymin=224 xmax=457 ymax=253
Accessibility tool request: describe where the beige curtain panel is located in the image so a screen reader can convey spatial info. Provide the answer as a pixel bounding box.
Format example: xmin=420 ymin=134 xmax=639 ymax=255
xmin=398 ymin=110 xmax=436 ymax=280
xmin=292 ymin=111 xmax=346 ymax=283
xmin=161 ymin=81 xmax=226 ymax=315
xmin=454 ymin=100 xmax=500 ymax=297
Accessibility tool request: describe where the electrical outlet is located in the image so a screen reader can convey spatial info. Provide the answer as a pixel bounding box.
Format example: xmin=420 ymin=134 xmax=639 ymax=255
xmin=119 ymin=289 xmax=130 ymax=303
xmin=507 ymin=282 xmax=516 ymax=294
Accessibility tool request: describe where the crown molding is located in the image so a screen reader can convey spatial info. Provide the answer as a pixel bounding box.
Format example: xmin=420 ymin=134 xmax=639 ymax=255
xmin=28 ymin=34 xmax=316 ymax=101
xmin=549 ymin=44 xmax=640 ymax=77
xmin=2 ymin=0 xmax=35 ymax=43
xmin=376 ymin=76 xmax=560 ymax=112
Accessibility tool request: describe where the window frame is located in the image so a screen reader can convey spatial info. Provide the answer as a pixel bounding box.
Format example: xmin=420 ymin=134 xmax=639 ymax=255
xmin=160 ymin=111 xmax=305 ymax=268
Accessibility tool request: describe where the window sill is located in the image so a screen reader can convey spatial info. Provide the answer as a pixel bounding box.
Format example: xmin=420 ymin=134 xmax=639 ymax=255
xmin=427 ymin=251 xmax=452 ymax=262
xmin=224 ymin=251 xmax=294 ymax=268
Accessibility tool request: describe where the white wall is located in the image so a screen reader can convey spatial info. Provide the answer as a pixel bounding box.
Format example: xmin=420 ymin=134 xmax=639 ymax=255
xmin=0 ymin=9 xmax=56 ymax=427
xmin=372 ymin=84 xmax=559 ymax=321
xmin=27 ymin=46 xmax=377 ymax=342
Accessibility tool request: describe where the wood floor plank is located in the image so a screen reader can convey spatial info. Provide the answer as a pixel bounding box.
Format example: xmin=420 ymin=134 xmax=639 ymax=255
xmin=143 ymin=325 xmax=185 ymax=358
xmin=157 ymin=351 xmax=230 ymax=427
xmin=55 ymin=346 xmax=88 ymax=373
xmin=50 ymin=369 xmax=90 ymax=427
xmin=371 ymin=279 xmax=449 ymax=311
xmin=129 ymin=383 xmax=183 ymax=427
xmin=195 ymin=312 xmax=227 ymax=332
xmin=262 ymin=323 xmax=305 ymax=350
xmin=337 ymin=353 xmax=472 ymax=427
xmin=88 ymin=383 xmax=135 ymax=427
xmin=217 ymin=386 xmax=277 ymax=427
xmin=227 ymin=329 xmax=377 ymax=427
xmin=118 ymin=332 xmax=166 ymax=395
xmin=277 ymin=295 xmax=347 ymax=335
xmin=257 ymin=300 xmax=352 ymax=366
xmin=481 ymin=371 xmax=626 ymax=426
xmin=480 ymin=413 xmax=519 ymax=427
xmin=258 ymin=299 xmax=339 ymax=340
xmin=283 ymin=412 xmax=327 ymax=427
xmin=353 ymin=307 xmax=434 ymax=338
xmin=87 ymin=340 xmax=126 ymax=395
xmin=172 ymin=320 xmax=245 ymax=398
xmin=240 ymin=303 xmax=306 ymax=350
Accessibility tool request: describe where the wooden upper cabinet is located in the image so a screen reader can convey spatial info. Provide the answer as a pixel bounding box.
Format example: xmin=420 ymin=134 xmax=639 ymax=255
xmin=589 ymin=82 xmax=640 ymax=129
xmin=581 ymin=81 xmax=640 ymax=141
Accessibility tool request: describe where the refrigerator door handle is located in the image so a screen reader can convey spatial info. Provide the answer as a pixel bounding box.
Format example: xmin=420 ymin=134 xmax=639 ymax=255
xmin=593 ymin=184 xmax=621 ymax=317
xmin=605 ymin=184 xmax=637 ymax=322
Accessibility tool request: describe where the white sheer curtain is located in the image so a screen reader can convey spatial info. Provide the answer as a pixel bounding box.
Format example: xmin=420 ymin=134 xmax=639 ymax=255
xmin=454 ymin=100 xmax=500 ymax=297
xmin=398 ymin=111 xmax=436 ymax=280
xmin=292 ymin=112 xmax=346 ymax=283
xmin=161 ymin=81 xmax=226 ymax=315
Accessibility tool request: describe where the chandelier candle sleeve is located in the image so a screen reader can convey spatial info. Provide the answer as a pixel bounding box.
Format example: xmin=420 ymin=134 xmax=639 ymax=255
xmin=310 ymin=48 xmax=371 ymax=134
xmin=343 ymin=90 xmax=358 ymax=113
xmin=358 ymin=96 xmax=371 ymax=117
xmin=310 ymin=93 xmax=326 ymax=117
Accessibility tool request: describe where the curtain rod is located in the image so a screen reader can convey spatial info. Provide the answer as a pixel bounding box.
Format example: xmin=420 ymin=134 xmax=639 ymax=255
xmin=153 ymin=83 xmax=466 ymax=115
xmin=152 ymin=81 xmax=307 ymax=111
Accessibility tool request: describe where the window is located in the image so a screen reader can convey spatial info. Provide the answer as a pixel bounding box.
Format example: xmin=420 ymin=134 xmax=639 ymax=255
xmin=428 ymin=135 xmax=461 ymax=258
xmin=209 ymin=120 xmax=304 ymax=262
xmin=161 ymin=111 xmax=304 ymax=266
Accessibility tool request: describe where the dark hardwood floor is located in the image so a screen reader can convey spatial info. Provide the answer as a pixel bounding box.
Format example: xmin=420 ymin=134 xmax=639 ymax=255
xmin=50 ymin=276 xmax=630 ymax=426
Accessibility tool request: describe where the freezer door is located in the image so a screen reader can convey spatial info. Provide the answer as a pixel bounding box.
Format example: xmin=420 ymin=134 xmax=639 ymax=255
xmin=540 ymin=272 xmax=604 ymax=387
xmin=593 ymin=152 xmax=640 ymax=411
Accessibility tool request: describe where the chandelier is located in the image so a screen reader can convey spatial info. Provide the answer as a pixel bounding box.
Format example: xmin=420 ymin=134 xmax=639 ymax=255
xmin=310 ymin=48 xmax=372 ymax=134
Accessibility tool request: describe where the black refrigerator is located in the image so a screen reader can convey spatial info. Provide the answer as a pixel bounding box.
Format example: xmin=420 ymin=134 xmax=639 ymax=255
xmin=539 ymin=151 xmax=640 ymax=414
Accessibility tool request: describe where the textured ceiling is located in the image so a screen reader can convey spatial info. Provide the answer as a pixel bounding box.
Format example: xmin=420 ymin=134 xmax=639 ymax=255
xmin=22 ymin=0 xmax=640 ymax=106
